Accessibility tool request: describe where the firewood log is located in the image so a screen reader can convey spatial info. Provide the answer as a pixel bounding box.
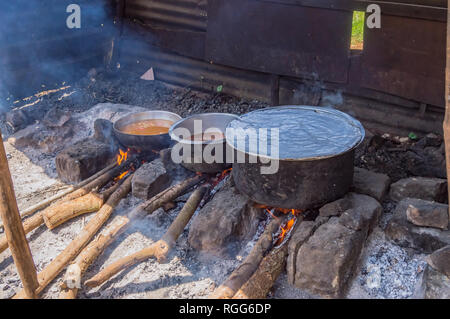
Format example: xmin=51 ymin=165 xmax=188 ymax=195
xmin=0 ymin=162 xmax=117 ymax=230
xmin=84 ymin=185 xmax=207 ymax=288
xmin=43 ymin=182 xmax=120 ymax=230
xmin=209 ymin=217 xmax=284 ymax=299
xmin=20 ymin=162 xmax=117 ymax=220
xmin=0 ymin=210 xmax=46 ymax=254
xmin=60 ymin=176 xmax=205 ymax=297
xmin=59 ymin=216 xmax=129 ymax=299
xmin=13 ymin=174 xmax=134 ymax=299
xmin=233 ymin=216 xmax=303 ymax=299
xmin=59 ymin=163 xmax=127 ymax=202
xmin=232 ymin=245 xmax=288 ymax=299
xmin=0 ymin=164 xmax=127 ymax=254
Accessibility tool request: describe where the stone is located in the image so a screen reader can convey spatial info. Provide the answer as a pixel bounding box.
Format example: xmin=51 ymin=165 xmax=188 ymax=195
xmin=420 ymin=133 xmax=443 ymax=148
xmin=294 ymin=218 xmax=366 ymax=298
xmin=5 ymin=109 xmax=31 ymax=132
xmin=352 ymin=167 xmax=391 ymax=201
xmin=93 ymin=119 xmax=120 ymax=146
xmin=319 ymin=193 xmax=382 ymax=232
xmin=403 ymin=145 xmax=447 ymax=179
xmin=427 ymin=246 xmax=450 ymax=278
xmin=287 ymin=218 xmax=328 ymax=285
xmin=422 ymin=265 xmax=450 ymax=299
xmin=8 ymin=121 xmax=74 ymax=153
xmin=319 ymin=197 xmax=351 ymax=217
xmin=43 ymin=108 xmax=71 ymax=128
xmin=344 ymin=193 xmax=383 ymax=233
xmin=389 ymin=177 xmax=447 ymax=203
xmin=292 ymin=193 xmax=381 ymax=298
xmin=55 ymin=138 xmax=117 ymax=183
xmin=188 ymin=179 xmax=264 ymax=257
xmin=132 ymin=159 xmax=171 ymax=200
xmin=339 ymin=209 xmax=368 ymax=231
xmin=385 ymin=199 xmax=450 ymax=253
xmin=405 ymin=198 xmax=448 ymax=230
xmin=159 ymin=148 xmax=195 ymax=183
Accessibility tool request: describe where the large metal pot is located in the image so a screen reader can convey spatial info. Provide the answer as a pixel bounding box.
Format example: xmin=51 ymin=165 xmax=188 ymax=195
xmin=113 ymin=111 xmax=182 ymax=152
xmin=226 ymin=106 xmax=365 ymax=209
xmin=169 ymin=113 xmax=239 ymax=173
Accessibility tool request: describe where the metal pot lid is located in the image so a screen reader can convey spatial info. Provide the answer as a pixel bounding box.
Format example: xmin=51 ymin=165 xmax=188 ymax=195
xmin=225 ymin=105 xmax=365 ymax=161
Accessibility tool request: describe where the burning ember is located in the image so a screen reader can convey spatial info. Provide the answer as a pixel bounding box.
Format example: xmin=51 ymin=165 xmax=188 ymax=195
xmin=255 ymin=205 xmax=302 ymax=247
xmin=114 ymin=170 xmax=130 ymax=181
xmin=275 ymin=213 xmax=297 ymax=247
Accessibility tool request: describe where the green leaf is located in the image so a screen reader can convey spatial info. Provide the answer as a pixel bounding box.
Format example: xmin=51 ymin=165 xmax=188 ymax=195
xmin=408 ymin=132 xmax=418 ymax=140
xmin=216 ymin=85 xmax=223 ymax=93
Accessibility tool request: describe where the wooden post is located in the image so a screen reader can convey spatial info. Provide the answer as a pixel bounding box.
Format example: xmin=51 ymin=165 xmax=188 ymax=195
xmin=444 ymin=2 xmax=450 ymax=207
xmin=0 ymin=129 xmax=39 ymax=298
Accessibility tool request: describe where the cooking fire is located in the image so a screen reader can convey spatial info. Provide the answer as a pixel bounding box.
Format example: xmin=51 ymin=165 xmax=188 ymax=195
xmin=0 ymin=0 xmax=448 ymax=303
xmin=0 ymin=90 xmax=448 ymax=301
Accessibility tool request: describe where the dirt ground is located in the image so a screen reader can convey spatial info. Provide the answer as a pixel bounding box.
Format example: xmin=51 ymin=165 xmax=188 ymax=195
xmin=0 ymin=70 xmax=440 ymax=299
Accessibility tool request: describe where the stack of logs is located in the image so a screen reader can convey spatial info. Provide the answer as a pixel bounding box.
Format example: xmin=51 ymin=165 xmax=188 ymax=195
xmin=209 ymin=213 xmax=301 ymax=299
xmin=0 ymin=144 xmax=209 ymax=299
xmin=1 ymin=142 xmax=298 ymax=299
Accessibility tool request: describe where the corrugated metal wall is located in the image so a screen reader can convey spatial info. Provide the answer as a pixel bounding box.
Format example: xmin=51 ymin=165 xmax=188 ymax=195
xmin=125 ymin=0 xmax=207 ymax=31
xmin=0 ymin=0 xmax=445 ymax=135
xmin=116 ymin=0 xmax=446 ymax=135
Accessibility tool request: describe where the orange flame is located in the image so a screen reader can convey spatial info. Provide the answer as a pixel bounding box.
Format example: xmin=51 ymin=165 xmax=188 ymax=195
xmin=117 ymin=149 xmax=129 ymax=166
xmin=220 ymin=168 xmax=232 ymax=178
xmin=114 ymin=170 xmax=129 ymax=181
xmin=275 ymin=216 xmax=296 ymax=246
xmin=255 ymin=205 xmax=302 ymax=246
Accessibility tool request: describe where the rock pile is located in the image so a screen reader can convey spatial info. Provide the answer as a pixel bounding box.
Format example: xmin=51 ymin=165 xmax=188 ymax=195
xmin=288 ymin=193 xmax=382 ymax=298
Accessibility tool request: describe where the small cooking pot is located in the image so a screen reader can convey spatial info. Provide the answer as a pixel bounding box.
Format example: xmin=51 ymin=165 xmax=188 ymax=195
xmin=226 ymin=106 xmax=365 ymax=209
xmin=169 ymin=113 xmax=239 ymax=173
xmin=113 ymin=111 xmax=182 ymax=152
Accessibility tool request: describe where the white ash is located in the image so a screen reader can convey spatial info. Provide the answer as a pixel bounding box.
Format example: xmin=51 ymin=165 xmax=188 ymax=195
xmin=348 ymin=228 xmax=427 ymax=299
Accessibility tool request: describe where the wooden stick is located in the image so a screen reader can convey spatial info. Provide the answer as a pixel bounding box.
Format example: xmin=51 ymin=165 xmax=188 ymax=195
xmin=43 ymin=183 xmax=121 ymax=230
xmin=0 ymin=165 xmax=130 ymax=253
xmin=232 ymin=245 xmax=288 ymax=299
xmin=58 ymin=163 xmax=126 ymax=202
xmin=0 ymin=129 xmax=39 ymax=298
xmin=0 ymin=210 xmax=46 ymax=254
xmin=131 ymin=175 xmax=206 ymax=219
xmin=13 ymin=174 xmax=134 ymax=299
xmin=0 ymin=165 xmax=127 ymax=254
xmin=84 ymin=185 xmax=207 ymax=288
xmin=209 ymin=217 xmax=283 ymax=299
xmin=0 ymin=162 xmax=117 ymax=229
xmin=59 ymin=216 xmax=129 ymax=299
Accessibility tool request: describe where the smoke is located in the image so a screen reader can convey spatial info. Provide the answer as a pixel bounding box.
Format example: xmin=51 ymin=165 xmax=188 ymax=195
xmin=0 ymin=1 xmax=115 ymax=109
xmin=321 ymin=90 xmax=344 ymax=107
